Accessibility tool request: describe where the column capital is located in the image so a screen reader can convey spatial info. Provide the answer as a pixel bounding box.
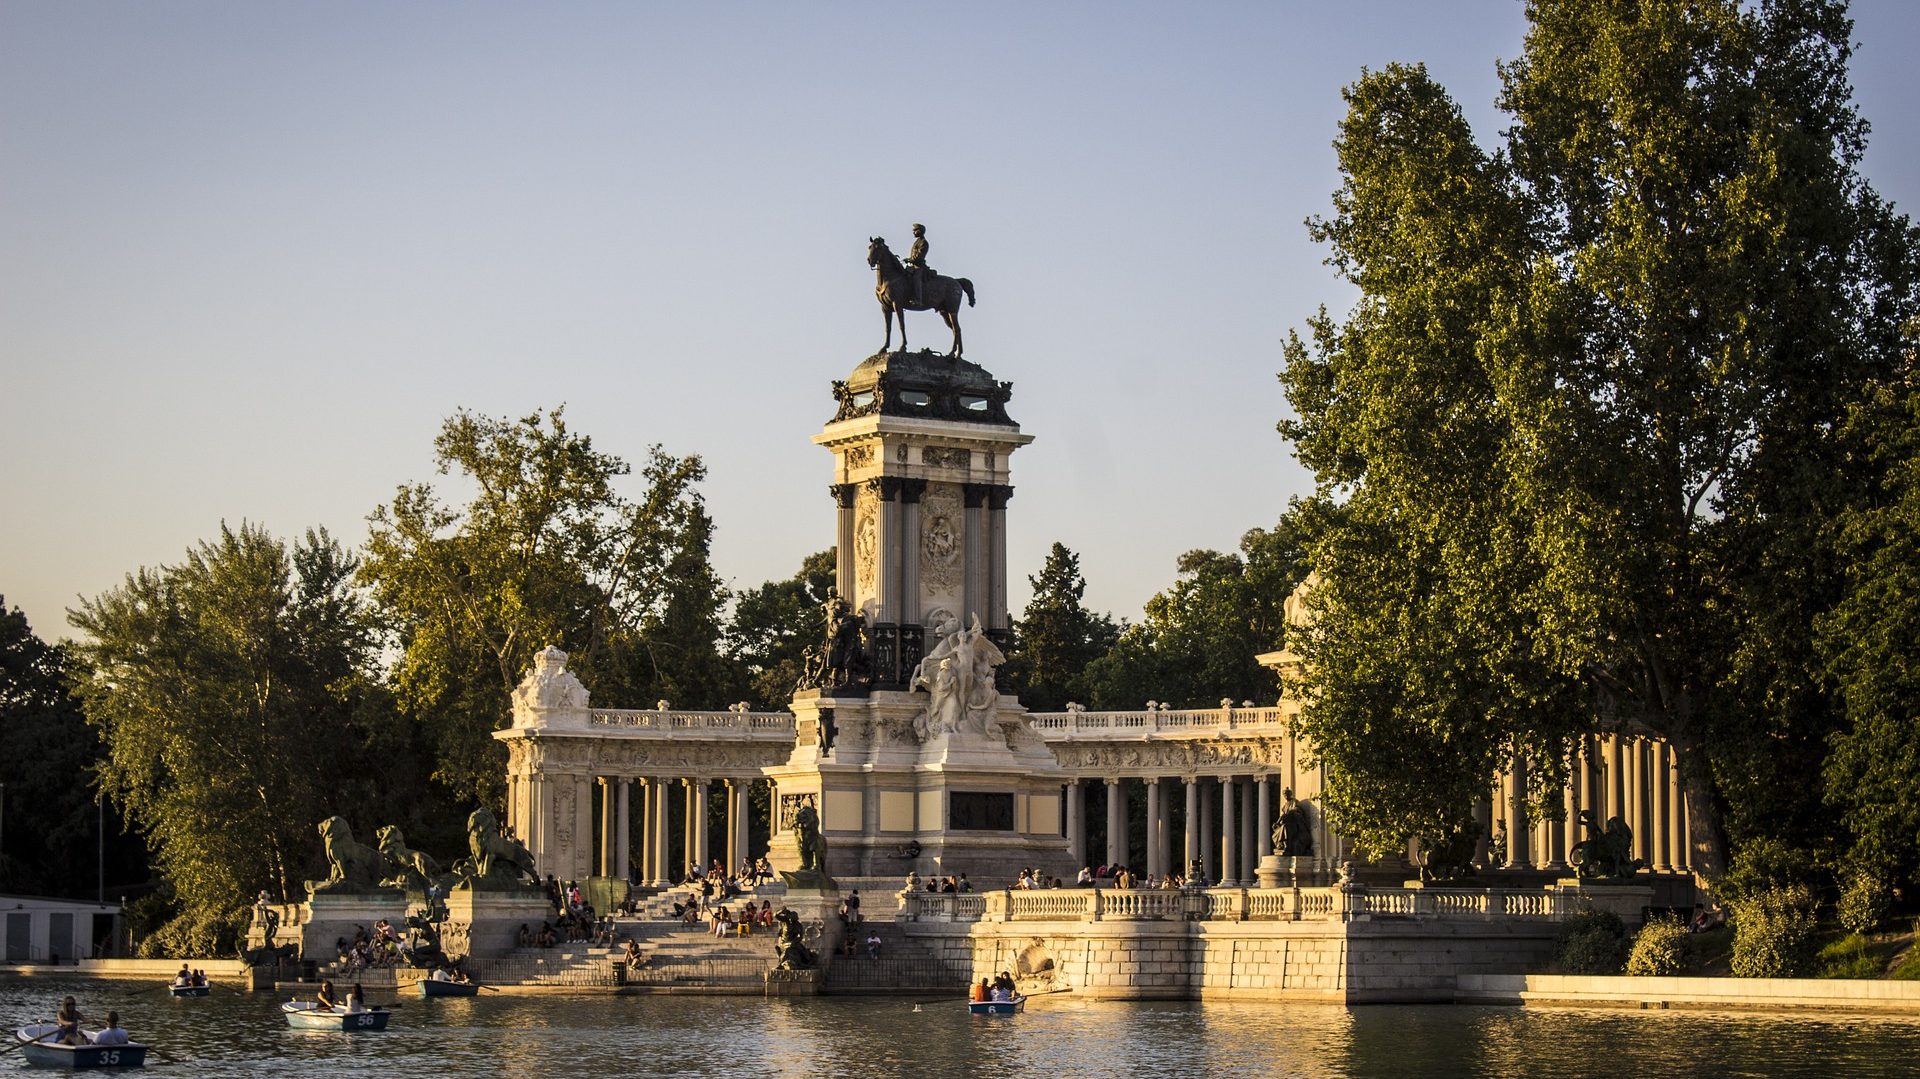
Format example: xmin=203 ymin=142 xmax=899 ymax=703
xmin=899 ymin=477 xmax=928 ymax=503
xmin=829 ymin=483 xmax=857 ymax=508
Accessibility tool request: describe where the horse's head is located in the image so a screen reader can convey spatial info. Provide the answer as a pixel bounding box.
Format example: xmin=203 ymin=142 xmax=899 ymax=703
xmin=867 ymin=237 xmax=891 ymax=268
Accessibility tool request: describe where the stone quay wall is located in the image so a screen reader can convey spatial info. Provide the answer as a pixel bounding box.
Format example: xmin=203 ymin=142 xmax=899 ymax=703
xmin=891 ymin=885 xmax=1581 ymax=1004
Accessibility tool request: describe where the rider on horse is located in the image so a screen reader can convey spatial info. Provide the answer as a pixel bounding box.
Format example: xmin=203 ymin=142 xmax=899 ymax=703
xmin=906 ymin=223 xmax=931 ymax=305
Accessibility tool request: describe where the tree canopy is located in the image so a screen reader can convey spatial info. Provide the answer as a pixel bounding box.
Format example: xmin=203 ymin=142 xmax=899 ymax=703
xmin=68 ymin=524 xmax=402 ymax=953
xmin=361 ymin=407 xmax=728 ymax=806
xmin=726 ymin=549 xmax=836 ymax=711
xmin=1006 ymin=543 xmax=1120 ymax=712
xmin=1280 ymin=0 xmax=1919 ymax=876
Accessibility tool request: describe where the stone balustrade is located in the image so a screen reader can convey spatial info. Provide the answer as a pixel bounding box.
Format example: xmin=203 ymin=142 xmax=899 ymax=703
xmin=1025 ymin=705 xmax=1288 ymax=737
xmin=901 ymin=885 xmax=1589 ymax=925
xmin=588 ymin=709 xmax=795 ymax=736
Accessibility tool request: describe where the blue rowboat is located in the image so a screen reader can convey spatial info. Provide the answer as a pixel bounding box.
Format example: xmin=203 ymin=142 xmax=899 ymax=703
xmin=417 ymin=979 xmax=479 ymax=998
xmin=968 ymin=996 xmax=1025 ymax=1015
xmin=14 ymin=1025 xmax=149 ymax=1069
xmin=281 ymin=1002 xmax=391 ymax=1031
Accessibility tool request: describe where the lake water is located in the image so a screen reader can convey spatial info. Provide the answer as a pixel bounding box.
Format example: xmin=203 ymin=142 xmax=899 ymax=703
xmin=5 ymin=976 xmax=1920 ymax=1078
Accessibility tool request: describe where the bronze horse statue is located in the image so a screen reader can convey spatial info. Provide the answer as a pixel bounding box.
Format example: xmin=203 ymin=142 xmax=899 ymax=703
xmin=867 ymin=238 xmax=975 ymax=356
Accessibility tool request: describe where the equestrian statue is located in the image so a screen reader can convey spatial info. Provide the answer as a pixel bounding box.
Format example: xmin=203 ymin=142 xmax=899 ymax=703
xmin=867 ymin=223 xmax=975 ymax=356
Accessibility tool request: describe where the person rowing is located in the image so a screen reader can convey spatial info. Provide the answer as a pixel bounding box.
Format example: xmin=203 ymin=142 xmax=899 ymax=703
xmin=314 ymin=979 xmax=341 ymax=1010
xmin=52 ymin=997 xmax=88 ymax=1046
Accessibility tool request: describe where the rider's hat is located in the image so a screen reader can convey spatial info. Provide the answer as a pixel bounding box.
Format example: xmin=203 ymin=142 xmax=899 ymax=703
xmin=912 ymin=222 xmax=925 ymax=232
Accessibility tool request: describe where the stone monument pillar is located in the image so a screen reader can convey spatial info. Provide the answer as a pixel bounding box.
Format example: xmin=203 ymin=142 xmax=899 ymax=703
xmin=767 ymin=350 xmax=1073 ymax=884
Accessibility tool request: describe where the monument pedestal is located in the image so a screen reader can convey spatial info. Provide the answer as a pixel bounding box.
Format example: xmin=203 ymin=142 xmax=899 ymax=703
xmin=293 ymin=891 xmax=408 ymax=962
xmin=766 ymin=690 xmax=1075 ymax=886
xmin=442 ymin=887 xmax=553 ymax=960
xmin=1551 ymin=879 xmax=1656 ymax=927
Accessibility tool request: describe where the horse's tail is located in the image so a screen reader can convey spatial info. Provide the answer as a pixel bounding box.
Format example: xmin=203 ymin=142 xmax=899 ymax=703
xmin=960 ymin=278 xmax=975 ymax=307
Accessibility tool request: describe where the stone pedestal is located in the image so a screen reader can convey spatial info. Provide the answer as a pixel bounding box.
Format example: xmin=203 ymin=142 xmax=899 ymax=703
xmin=766 ymin=690 xmax=1075 ymax=886
xmin=1551 ymin=880 xmax=1656 ymax=927
xmin=293 ymin=891 xmax=408 ymax=962
xmin=1256 ymin=855 xmax=1288 ymax=890
xmin=442 ymin=888 xmax=554 ymax=960
xmin=764 ymin=969 xmax=823 ymax=996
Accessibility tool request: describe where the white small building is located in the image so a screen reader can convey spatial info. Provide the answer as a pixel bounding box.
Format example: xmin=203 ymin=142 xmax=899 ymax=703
xmin=0 ymin=895 xmax=122 ymax=964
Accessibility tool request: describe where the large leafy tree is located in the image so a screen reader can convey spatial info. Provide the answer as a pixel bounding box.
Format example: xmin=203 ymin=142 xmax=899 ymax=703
xmin=362 ymin=408 xmax=728 ymax=805
xmin=68 ymin=525 xmax=401 ymax=953
xmin=0 ymin=598 xmax=147 ymax=900
xmin=1005 ymin=543 xmax=1119 ymax=712
xmin=1280 ymin=0 xmax=1917 ymax=876
xmin=1083 ymin=517 xmax=1311 ymax=710
xmin=727 ymin=549 xmax=836 ymax=711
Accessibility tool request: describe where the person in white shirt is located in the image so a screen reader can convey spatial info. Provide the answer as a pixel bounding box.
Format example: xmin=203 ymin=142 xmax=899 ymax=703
xmin=91 ymin=1012 xmax=130 ymax=1047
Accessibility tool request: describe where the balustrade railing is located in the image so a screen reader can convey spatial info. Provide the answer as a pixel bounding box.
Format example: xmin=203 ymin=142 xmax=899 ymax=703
xmin=902 ymin=884 xmax=1583 ymax=925
xmin=588 ymin=709 xmax=795 ymax=736
xmin=1026 ymin=706 xmax=1288 ymax=738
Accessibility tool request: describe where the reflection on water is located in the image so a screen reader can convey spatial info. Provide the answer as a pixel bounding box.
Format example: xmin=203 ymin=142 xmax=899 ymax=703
xmin=3 ymin=976 xmax=1919 ymax=1078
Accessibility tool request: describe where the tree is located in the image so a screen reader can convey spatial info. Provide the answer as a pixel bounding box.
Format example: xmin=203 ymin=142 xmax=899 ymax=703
xmin=0 ymin=598 xmax=147 ymax=900
xmin=1005 ymin=543 xmax=1119 ymax=712
xmin=67 ymin=524 xmax=400 ymax=954
xmin=727 ymin=550 xmax=836 ymax=711
xmin=1279 ymin=0 xmax=1917 ymax=875
xmin=1082 ymin=515 xmax=1312 ymax=710
xmin=362 ymin=407 xmax=727 ymax=806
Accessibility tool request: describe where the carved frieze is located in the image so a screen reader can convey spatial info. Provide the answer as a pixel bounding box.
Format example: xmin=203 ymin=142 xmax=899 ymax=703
xmin=844 ymin=444 xmax=875 ymax=470
xmin=854 ymin=493 xmax=878 ymax=595
xmin=922 ymin=446 xmax=970 ymax=469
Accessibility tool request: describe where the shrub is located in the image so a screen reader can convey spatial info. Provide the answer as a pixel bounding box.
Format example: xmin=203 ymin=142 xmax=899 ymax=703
xmin=1729 ymin=884 xmax=1818 ymax=978
xmin=1720 ymin=837 xmax=1811 ymax=903
xmin=1556 ymin=908 xmax=1628 ymax=975
xmin=1837 ymin=871 xmax=1892 ymax=935
xmin=1818 ymin=933 xmax=1883 ymax=979
xmin=1625 ymin=916 xmax=1689 ymax=977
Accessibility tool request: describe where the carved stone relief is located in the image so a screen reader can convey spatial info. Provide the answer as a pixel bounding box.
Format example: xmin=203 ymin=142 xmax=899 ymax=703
xmin=844 ymin=444 xmax=875 ymax=470
xmin=920 ymin=482 xmax=962 ymax=595
xmin=854 ymin=490 xmax=879 ymax=596
xmin=922 ymin=446 xmax=970 ymax=469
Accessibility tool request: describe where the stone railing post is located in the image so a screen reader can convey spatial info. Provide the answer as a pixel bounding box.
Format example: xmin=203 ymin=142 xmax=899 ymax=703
xmin=981 ymin=890 xmax=1010 ymax=923
xmin=1089 ymin=887 xmax=1105 ymax=922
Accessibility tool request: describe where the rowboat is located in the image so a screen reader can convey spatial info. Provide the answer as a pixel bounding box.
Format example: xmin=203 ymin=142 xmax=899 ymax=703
xmin=968 ymin=996 xmax=1025 ymax=1015
xmin=280 ymin=1002 xmax=391 ymax=1031
xmin=166 ymin=984 xmax=209 ymax=998
xmin=13 ymin=1024 xmax=148 ymax=1069
xmin=417 ymin=978 xmax=479 ymax=998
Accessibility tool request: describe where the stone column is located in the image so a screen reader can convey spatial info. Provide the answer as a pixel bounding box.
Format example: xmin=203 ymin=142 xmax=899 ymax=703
xmin=1553 ymin=764 xmax=1575 ymax=870
xmin=616 ymin=779 xmax=632 ymax=882
xmin=681 ymin=780 xmax=696 ymax=880
xmin=831 ymin=484 xmax=856 ymax=601
xmin=1183 ymin=777 xmax=1201 ymax=873
xmin=1200 ymin=779 xmax=1217 ymax=881
xmin=694 ymin=778 xmax=711 ymax=873
xmin=653 ymin=776 xmax=671 ymax=886
xmin=1634 ymin=740 xmax=1655 ymax=868
xmin=1668 ymin=758 xmax=1688 ymax=874
xmin=986 ymin=486 xmax=1013 ymax=632
xmin=1144 ymin=778 xmax=1163 ymax=879
xmin=1256 ymin=776 xmax=1274 ymax=860
xmin=962 ymin=485 xmax=987 ymax=624
xmin=1064 ymin=780 xmax=1085 ymax=868
xmin=1472 ymin=796 xmax=1492 ymax=868
xmin=597 ymin=778 xmax=614 ymax=877
xmin=723 ymin=780 xmax=739 ymax=872
xmin=1505 ymin=756 xmax=1531 ymax=869
xmin=1239 ymin=779 xmax=1258 ymax=884
xmin=1104 ymin=778 xmax=1128 ymax=871
xmin=1652 ymin=743 xmax=1673 ymax=872
xmin=1608 ymin=735 xmax=1627 ymax=826
xmin=1218 ymin=777 xmax=1238 ymax=884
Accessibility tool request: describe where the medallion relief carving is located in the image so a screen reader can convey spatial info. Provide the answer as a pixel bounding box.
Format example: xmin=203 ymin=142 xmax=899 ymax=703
xmin=920 ymin=482 xmax=962 ymax=592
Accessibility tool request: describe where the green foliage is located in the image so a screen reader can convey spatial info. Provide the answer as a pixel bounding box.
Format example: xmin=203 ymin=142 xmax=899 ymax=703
xmin=1718 ymin=836 xmax=1815 ymax=904
xmin=726 ymin=549 xmax=836 ymax=710
xmin=134 ymin=901 xmax=249 ymax=961
xmin=68 ymin=523 xmax=406 ymax=943
xmin=1279 ymin=0 xmax=1917 ymax=876
xmin=1082 ymin=510 xmax=1313 ymax=710
xmin=1625 ymin=916 xmax=1690 ymax=977
xmin=1817 ymin=932 xmax=1889 ymax=980
xmin=0 ymin=598 xmax=147 ymax=898
xmin=362 ymin=408 xmax=731 ymax=805
xmin=1819 ymin=366 xmax=1920 ymax=890
xmin=1556 ymin=908 xmax=1627 ymax=975
xmin=1729 ymin=884 xmax=1820 ymax=978
xmin=1005 ymin=543 xmax=1118 ymax=712
xmin=1837 ymin=871 xmax=1893 ymax=935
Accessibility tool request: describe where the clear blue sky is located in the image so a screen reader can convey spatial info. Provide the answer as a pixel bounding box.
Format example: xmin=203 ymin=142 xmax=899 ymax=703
xmin=4 ymin=1 xmax=1916 ymax=644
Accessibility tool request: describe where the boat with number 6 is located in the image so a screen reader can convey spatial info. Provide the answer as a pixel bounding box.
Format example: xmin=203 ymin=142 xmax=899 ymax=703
xmin=13 ymin=1024 xmax=149 ymax=1069
xmin=280 ymin=1001 xmax=391 ymax=1031
xmin=968 ymin=995 xmax=1025 ymax=1015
